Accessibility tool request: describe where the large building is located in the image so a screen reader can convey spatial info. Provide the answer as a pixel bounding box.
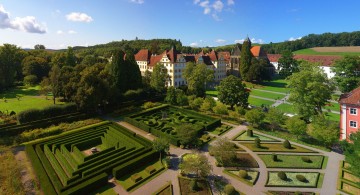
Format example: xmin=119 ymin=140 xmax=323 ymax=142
xmin=339 ymin=86 xmax=360 ymax=140
xmin=134 ymin=47 xmax=227 ymax=87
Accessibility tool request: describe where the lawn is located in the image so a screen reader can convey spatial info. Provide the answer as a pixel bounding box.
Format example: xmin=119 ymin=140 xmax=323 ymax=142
xmin=266 ymin=172 xmax=320 ymax=187
xmin=337 ymin=161 xmax=360 ymax=195
xmin=258 ymin=154 xmax=325 ymax=169
xmin=256 ymin=79 xmax=289 ymax=94
xmin=224 ymin=169 xmax=259 ymax=186
xmin=276 ymin=103 xmax=295 ymax=114
xmin=178 ymin=177 xmax=212 ymax=195
xmin=324 ymin=102 xmax=340 ymax=112
xmin=248 ymin=96 xmax=275 ymax=107
xmin=324 ymin=112 xmax=340 ymax=122
xmin=0 ymin=85 xmax=64 ymax=113
xmin=241 ymin=143 xmax=317 ymax=153
xmin=250 ymin=90 xmax=286 ymax=100
xmin=233 ymin=131 xmax=279 ymax=142
xmin=294 ymin=48 xmax=360 ymax=56
xmin=205 ymin=90 xmax=218 ymax=97
xmin=217 ymin=153 xmax=259 ymax=168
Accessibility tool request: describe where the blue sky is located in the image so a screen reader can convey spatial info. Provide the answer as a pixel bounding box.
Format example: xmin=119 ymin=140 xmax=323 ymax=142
xmin=0 ymin=0 xmax=359 ymax=49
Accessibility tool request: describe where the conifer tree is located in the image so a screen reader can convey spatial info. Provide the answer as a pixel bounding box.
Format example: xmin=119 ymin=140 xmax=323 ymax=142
xmin=240 ymin=38 xmax=253 ymax=81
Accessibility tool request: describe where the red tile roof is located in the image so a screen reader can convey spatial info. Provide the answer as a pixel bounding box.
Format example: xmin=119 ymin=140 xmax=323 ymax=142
xmin=208 ymin=50 xmax=218 ymax=61
xmin=267 ymin=54 xmax=281 ymax=62
xmin=266 ymin=54 xmax=341 ymax=66
xmin=135 ymin=49 xmax=150 ymax=61
xmin=339 ymin=86 xmax=360 ymax=105
xmin=219 ymin=51 xmax=230 ymax=63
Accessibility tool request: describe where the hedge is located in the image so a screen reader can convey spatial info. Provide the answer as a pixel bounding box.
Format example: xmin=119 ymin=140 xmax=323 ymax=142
xmin=61 ymin=172 xmax=108 ymax=195
xmin=25 ymin=144 xmax=57 ymax=195
xmin=44 ymin=144 xmax=69 ymax=185
xmin=72 ymin=146 xmax=85 ymax=164
xmin=48 ymin=127 xmax=106 ymax=146
xmin=61 ymin=145 xmax=79 ymax=169
xmin=83 ymin=146 xmax=116 ymax=161
xmin=55 ymin=149 xmax=75 ymax=173
xmin=72 ymin=137 xmax=102 ymax=151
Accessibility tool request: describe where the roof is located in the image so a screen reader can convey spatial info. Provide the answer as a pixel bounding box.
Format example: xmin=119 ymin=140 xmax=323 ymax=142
xmin=208 ymin=50 xmax=218 ymax=61
xmin=251 ymin=46 xmax=267 ymax=57
xmin=219 ymin=51 xmax=230 ymax=63
xmin=134 ymin=49 xmax=150 ymax=61
xmin=231 ymin=44 xmax=241 ymax=56
xmin=266 ymin=54 xmax=341 ymax=66
xmin=339 ymin=86 xmax=360 ymax=105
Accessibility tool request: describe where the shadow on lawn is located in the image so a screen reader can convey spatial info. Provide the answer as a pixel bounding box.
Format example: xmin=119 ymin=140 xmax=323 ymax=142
xmin=1 ymin=87 xmax=39 ymax=99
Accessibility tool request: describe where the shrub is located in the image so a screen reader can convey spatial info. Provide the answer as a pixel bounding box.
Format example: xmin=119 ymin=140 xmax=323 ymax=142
xmin=235 ymin=106 xmax=246 ymax=116
xmin=190 ymin=180 xmax=199 ymax=191
xmin=247 ymin=129 xmax=253 ymax=137
xmin=143 ymin=101 xmax=157 ymax=109
xmin=277 ymin=171 xmax=287 ymax=180
xmin=301 ymin=156 xmax=312 ymax=163
xmin=283 ymin=139 xmax=291 ymax=149
xmin=255 ymin=137 xmax=261 ymax=148
xmin=24 ymin=75 xmax=38 ymax=86
xmin=296 ymin=174 xmax=307 ymax=182
xmin=272 ymin=153 xmax=278 ymax=162
xmin=224 ymin=184 xmax=236 ymax=195
xmin=238 ymin=170 xmax=248 ymax=179
xmin=180 ymin=144 xmax=185 ymax=149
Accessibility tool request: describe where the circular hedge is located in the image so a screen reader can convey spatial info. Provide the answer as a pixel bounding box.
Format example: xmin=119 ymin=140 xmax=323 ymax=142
xmin=296 ymin=174 xmax=307 ymax=182
xmin=277 ymin=171 xmax=287 ymax=180
xmin=255 ymin=137 xmax=261 ymax=148
xmin=224 ymin=184 xmax=236 ymax=195
xmin=283 ymin=140 xmax=291 ymax=149
xmin=301 ymin=156 xmax=312 ymax=163
xmin=238 ymin=170 xmax=248 ymax=179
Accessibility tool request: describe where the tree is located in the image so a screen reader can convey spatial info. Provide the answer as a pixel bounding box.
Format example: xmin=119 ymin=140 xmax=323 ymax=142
xmin=265 ymin=108 xmax=285 ymax=131
xmin=142 ymin=70 xmax=152 ymax=90
xmin=22 ymin=56 xmax=50 ymax=80
xmin=286 ymin=116 xmax=307 ymax=139
xmin=34 ymin=44 xmax=45 ymax=50
xmin=240 ymin=38 xmax=252 ymax=81
xmin=176 ymin=123 xmax=198 ymax=146
xmin=245 ymin=108 xmax=265 ymax=127
xmin=217 ymin=75 xmax=249 ymax=110
xmin=213 ymin=102 xmax=228 ymax=116
xmin=209 ymin=137 xmax=237 ymax=166
xmin=0 ymin=44 xmax=23 ymax=91
xmin=124 ymin=51 xmax=142 ymax=90
xmin=49 ymin=65 xmax=61 ymax=104
xmin=150 ymin=63 xmax=168 ymax=93
xmin=287 ymin=61 xmax=335 ymax=121
xmin=278 ymin=50 xmax=299 ymax=78
xmin=183 ymin=62 xmax=214 ymax=97
xmin=200 ymin=97 xmax=216 ymax=113
xmin=189 ymin=96 xmax=204 ymax=110
xmin=342 ymin=132 xmax=360 ymax=177
xmin=309 ymin=115 xmax=339 ymax=148
xmin=165 ymin=86 xmax=177 ymax=105
xmin=332 ymin=55 xmax=360 ymax=93
xmin=65 ymin=47 xmax=76 ymax=67
xmin=179 ymin=152 xmax=212 ymax=178
xmin=152 ymin=137 xmax=170 ymax=162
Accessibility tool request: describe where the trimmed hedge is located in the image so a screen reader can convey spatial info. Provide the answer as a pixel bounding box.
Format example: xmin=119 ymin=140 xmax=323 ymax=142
xmin=55 ymin=149 xmax=75 ymax=174
xmin=61 ymin=172 xmax=108 ymax=195
xmin=72 ymin=146 xmax=84 ymax=164
xmin=44 ymin=144 xmax=69 ymax=185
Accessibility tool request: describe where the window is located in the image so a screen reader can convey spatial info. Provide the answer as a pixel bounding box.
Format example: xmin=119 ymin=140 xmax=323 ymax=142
xmin=350 ymin=121 xmax=357 ymax=128
xmin=350 ymin=108 xmax=357 ymax=115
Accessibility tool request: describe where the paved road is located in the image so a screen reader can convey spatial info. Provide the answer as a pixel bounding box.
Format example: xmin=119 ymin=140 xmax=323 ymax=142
xmin=106 ymin=117 xmax=345 ymax=195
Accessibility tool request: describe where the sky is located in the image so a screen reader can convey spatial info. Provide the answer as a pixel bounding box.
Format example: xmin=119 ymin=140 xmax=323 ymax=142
xmin=0 ymin=0 xmax=360 ymax=49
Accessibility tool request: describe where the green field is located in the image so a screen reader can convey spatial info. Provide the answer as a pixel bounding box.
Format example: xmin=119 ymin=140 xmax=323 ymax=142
xmin=0 ymin=86 xmax=64 ymax=113
xmin=266 ymin=171 xmax=321 ymax=187
xmin=325 ymin=112 xmax=340 ymax=122
xmin=250 ymin=90 xmax=286 ymax=100
xmin=294 ymin=48 xmax=360 ymax=56
xmin=241 ymin=142 xmax=317 ymax=153
xmin=248 ymin=97 xmax=275 ymax=107
xmin=224 ymin=169 xmax=259 ymax=186
xmin=276 ymin=103 xmax=295 ymax=114
xmin=256 ymin=79 xmax=289 ymax=93
xmin=325 ymin=102 xmax=340 ymax=112
xmin=258 ymin=154 xmax=325 ymax=169
xmin=234 ymin=131 xmax=279 ymax=142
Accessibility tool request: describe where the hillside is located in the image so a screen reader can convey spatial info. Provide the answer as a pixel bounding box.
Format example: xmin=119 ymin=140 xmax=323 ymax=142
xmin=294 ymin=46 xmax=360 ymax=56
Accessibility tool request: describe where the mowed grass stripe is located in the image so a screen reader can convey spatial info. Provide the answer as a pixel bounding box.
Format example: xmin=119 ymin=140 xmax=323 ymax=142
xmin=248 ymin=96 xmax=275 ymax=107
xmin=250 ymin=90 xmax=286 ymax=100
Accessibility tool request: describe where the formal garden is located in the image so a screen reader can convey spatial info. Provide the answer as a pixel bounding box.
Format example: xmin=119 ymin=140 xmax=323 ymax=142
xmin=25 ymin=121 xmax=161 ymax=194
xmin=337 ymin=161 xmax=360 ymax=195
xmin=265 ymin=171 xmax=322 ymax=188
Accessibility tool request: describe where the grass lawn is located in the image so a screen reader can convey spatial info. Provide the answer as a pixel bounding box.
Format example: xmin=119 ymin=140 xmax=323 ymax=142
xmin=324 ymin=102 xmax=340 ymax=112
xmin=294 ymin=48 xmax=360 ymax=56
xmin=276 ymin=103 xmax=295 ymax=114
xmin=117 ymin=161 xmax=165 ymax=192
xmin=218 ymin=153 xmax=259 ymax=168
xmin=248 ymin=96 xmax=275 ymax=107
xmin=224 ymin=169 xmax=259 ymax=186
xmin=152 ymin=182 xmax=173 ymax=195
xmin=0 ymin=85 xmax=64 ymax=113
xmin=337 ymin=161 xmax=360 ymax=195
xmin=266 ymin=172 xmax=320 ymax=187
xmin=324 ymin=112 xmax=340 ymax=122
xmin=178 ymin=177 xmax=212 ymax=195
xmin=250 ymin=90 xmax=286 ymax=100
xmin=255 ymin=79 xmax=289 ymax=94
xmin=89 ymin=184 xmax=117 ymax=195
xmin=205 ymin=90 xmax=218 ymax=97
xmin=258 ymin=154 xmax=325 ymax=169
xmin=241 ymin=143 xmax=317 ymax=153
xmin=233 ymin=131 xmax=279 ymax=142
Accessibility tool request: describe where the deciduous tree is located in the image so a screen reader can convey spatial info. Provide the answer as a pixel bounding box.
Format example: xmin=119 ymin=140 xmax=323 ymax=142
xmin=286 ymin=116 xmax=307 ymax=139
xmin=179 ymin=152 xmax=212 ymax=178
xmin=309 ymin=115 xmax=339 ymax=148
xmin=150 ymin=63 xmax=168 ymax=93
xmin=176 ymin=123 xmax=198 ymax=146
xmin=183 ymin=62 xmax=214 ymax=97
xmin=278 ymin=50 xmax=299 ymax=78
xmin=245 ymin=108 xmax=265 ymax=127
xmin=209 ymin=137 xmax=237 ymax=166
xmin=266 ymin=108 xmax=286 ymax=131
xmin=332 ymin=55 xmax=360 ymax=93
xmin=217 ymin=75 xmax=249 ymax=110
xmin=152 ymin=137 xmax=170 ymax=162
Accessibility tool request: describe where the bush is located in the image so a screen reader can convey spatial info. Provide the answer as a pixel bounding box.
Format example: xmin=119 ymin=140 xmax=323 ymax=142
xmin=255 ymin=137 xmax=261 ymax=148
xmin=224 ymin=184 xmax=236 ymax=195
xmin=277 ymin=171 xmax=287 ymax=180
xmin=247 ymin=129 xmax=253 ymax=137
xmin=24 ymin=75 xmax=38 ymax=86
xmin=143 ymin=102 xmax=157 ymax=109
xmin=235 ymin=106 xmax=246 ymax=116
xmin=301 ymin=156 xmax=312 ymax=163
xmin=283 ymin=139 xmax=291 ymax=149
xmin=190 ymin=180 xmax=199 ymax=191
xmin=238 ymin=170 xmax=248 ymax=179
xmin=296 ymin=174 xmax=307 ymax=182
xmin=272 ymin=153 xmax=278 ymax=162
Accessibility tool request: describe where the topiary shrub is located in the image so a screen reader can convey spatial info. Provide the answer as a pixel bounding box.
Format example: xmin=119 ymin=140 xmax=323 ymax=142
xmin=224 ymin=184 xmax=236 ymax=195
xmin=296 ymin=174 xmax=307 ymax=182
xmin=255 ymin=137 xmax=261 ymax=148
xmin=272 ymin=153 xmax=278 ymax=162
xmin=283 ymin=139 xmax=291 ymax=149
xmin=301 ymin=156 xmax=312 ymax=163
xmin=190 ymin=180 xmax=199 ymax=192
xmin=277 ymin=171 xmax=287 ymax=181
xmin=247 ymin=129 xmax=253 ymax=137
xmin=238 ymin=170 xmax=248 ymax=179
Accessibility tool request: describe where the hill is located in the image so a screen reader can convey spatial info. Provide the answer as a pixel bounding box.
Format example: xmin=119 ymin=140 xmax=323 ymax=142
xmin=294 ymin=46 xmax=360 ymax=56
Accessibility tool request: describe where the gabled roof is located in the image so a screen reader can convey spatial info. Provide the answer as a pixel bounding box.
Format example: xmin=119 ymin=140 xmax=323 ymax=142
xmin=166 ymin=47 xmax=181 ymax=63
xmin=208 ymin=50 xmax=218 ymax=61
xmin=267 ymin=54 xmax=281 ymax=62
xmin=135 ymin=49 xmax=151 ymax=61
xmin=251 ymin=46 xmax=267 ymax=57
xmin=339 ymin=86 xmax=360 ymax=105
xmin=231 ymin=44 xmax=241 ymax=56
xmin=219 ymin=51 xmax=230 ymax=63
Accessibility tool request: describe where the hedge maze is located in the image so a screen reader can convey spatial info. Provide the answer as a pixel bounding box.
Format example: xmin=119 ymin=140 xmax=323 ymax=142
xmin=26 ymin=121 xmax=158 ymax=195
xmin=125 ymin=105 xmax=221 ymax=145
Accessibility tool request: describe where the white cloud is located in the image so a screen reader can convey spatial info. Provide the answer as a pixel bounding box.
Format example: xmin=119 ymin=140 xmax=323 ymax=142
xmin=66 ymin=12 xmax=93 ymax=23
xmin=68 ymin=30 xmax=77 ymax=34
xmin=130 ymin=0 xmax=144 ymax=4
xmin=234 ymin=38 xmax=265 ymax=44
xmin=227 ymin=0 xmax=235 ymax=5
xmin=190 ymin=42 xmax=199 ymax=47
xmin=199 ymin=1 xmax=210 ymax=7
xmin=215 ymin=39 xmax=226 ymax=44
xmin=213 ymin=0 xmax=224 ymax=12
xmin=0 ymin=4 xmax=46 ymax=34
xmin=288 ymin=36 xmax=302 ymax=41
xmin=194 ymin=0 xmax=201 ymax=4
xmin=56 ymin=30 xmax=63 ymax=34
xmin=204 ymin=7 xmax=211 ymax=14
